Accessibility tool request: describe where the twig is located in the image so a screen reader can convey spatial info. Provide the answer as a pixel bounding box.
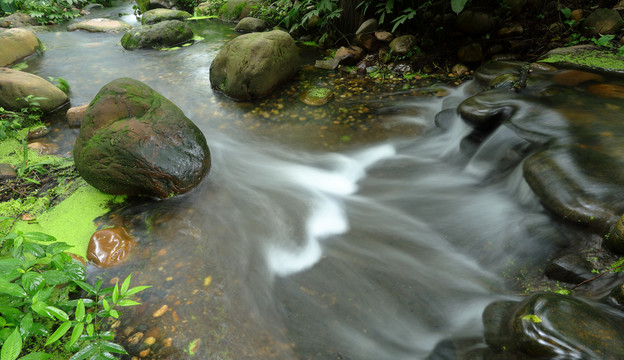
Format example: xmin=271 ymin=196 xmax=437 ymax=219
xmin=572 ymin=262 xmax=624 ymax=290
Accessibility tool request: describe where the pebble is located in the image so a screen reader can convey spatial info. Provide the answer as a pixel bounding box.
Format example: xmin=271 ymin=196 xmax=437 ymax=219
xmin=153 ymin=304 xmax=168 ymax=317
xmin=144 ymin=336 xmax=156 ymax=345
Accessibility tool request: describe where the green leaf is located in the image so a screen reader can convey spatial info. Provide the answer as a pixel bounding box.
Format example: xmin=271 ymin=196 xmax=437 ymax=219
xmin=19 ymin=313 xmax=33 ymax=335
xmin=22 ymin=232 xmax=56 ymax=242
xmin=117 ymin=299 xmax=141 ymax=307
xmin=17 ymin=352 xmax=52 ymax=360
xmin=450 ymin=0 xmax=469 ymax=14
xmin=74 ymin=281 xmax=96 ymax=295
xmin=69 ymin=322 xmax=84 ymax=347
xmin=99 ymin=341 xmax=127 ymax=354
xmin=86 ymin=324 xmax=94 ymax=337
xmin=42 ymin=270 xmax=71 ymax=286
xmin=123 ymin=285 xmax=151 ymax=297
xmin=109 ymin=309 xmax=119 ymax=319
xmin=75 ymin=299 xmax=85 ymax=322
xmin=0 ymin=282 xmax=28 ymax=298
xmin=102 ymin=298 xmax=110 ymax=311
xmin=1 ymin=327 xmax=23 ymax=360
xmin=120 ymin=274 xmax=131 ymax=295
xmin=521 ymin=314 xmax=542 ymax=323
xmin=68 ymin=342 xmax=97 ymax=360
xmin=0 ymin=316 xmax=6 ymax=328
xmin=44 ymin=321 xmax=71 ymax=346
xmin=112 ymin=284 xmax=119 ymax=304
xmin=22 ymin=272 xmax=45 ymax=294
xmin=44 ymin=306 xmax=69 ymax=322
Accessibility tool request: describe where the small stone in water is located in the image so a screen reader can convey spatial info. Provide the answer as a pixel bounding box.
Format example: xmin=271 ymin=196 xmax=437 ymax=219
xmin=87 ymin=227 xmax=135 ymax=267
xmin=153 ymin=304 xmax=168 ymax=317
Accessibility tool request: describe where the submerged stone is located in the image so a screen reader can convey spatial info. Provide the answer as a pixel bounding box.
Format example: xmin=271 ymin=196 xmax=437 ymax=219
xmin=298 ymin=87 xmax=334 ymax=106
xmin=73 ymin=77 xmax=211 ymax=198
xmin=87 ymin=227 xmax=135 ymax=267
xmin=483 ymin=292 xmax=624 ymax=359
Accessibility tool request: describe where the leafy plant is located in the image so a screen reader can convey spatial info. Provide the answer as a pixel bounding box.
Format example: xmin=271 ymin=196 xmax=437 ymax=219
xmin=47 ymin=77 xmax=70 ymax=95
xmin=0 ymin=230 xmax=150 ymax=360
xmin=14 ymin=0 xmax=88 ymax=24
xmin=0 ymin=95 xmax=44 ymax=141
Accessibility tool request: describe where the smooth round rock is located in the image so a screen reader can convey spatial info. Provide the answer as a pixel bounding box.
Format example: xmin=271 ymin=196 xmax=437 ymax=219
xmin=121 ymin=20 xmax=193 ymax=50
xmin=0 ymin=68 xmax=68 ymax=113
xmin=67 ymin=18 xmax=132 ymax=32
xmin=0 ymin=28 xmax=42 ymax=67
xmin=87 ymin=227 xmax=135 ymax=267
xmin=234 ymin=17 xmax=268 ymax=33
xmin=141 ymin=8 xmax=191 ymax=25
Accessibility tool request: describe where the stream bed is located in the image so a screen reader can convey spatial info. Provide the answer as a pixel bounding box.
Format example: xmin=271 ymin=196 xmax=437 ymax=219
xmin=16 ymin=2 xmax=624 ymax=359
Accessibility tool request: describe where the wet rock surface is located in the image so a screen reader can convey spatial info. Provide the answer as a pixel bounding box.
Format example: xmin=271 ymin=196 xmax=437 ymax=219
xmin=481 ymin=292 xmax=624 ymax=359
xmin=0 ymin=28 xmax=41 ymax=67
xmin=140 ymin=8 xmax=191 ymax=25
xmin=73 ymin=77 xmax=211 ymax=198
xmin=209 ymin=30 xmax=299 ymax=100
xmin=87 ymin=226 xmax=135 ymax=267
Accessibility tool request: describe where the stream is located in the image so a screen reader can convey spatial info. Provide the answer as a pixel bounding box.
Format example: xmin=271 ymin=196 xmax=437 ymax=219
xmin=17 ymin=2 xmax=624 ymax=359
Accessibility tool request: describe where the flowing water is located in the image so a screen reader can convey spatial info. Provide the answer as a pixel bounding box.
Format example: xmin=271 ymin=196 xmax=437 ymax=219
xmin=18 ymin=3 xmax=585 ymax=359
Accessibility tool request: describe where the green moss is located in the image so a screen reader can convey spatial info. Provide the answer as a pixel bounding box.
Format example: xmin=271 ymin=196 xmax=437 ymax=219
xmin=13 ymin=184 xmax=125 ymax=257
xmin=307 ymin=87 xmax=332 ymax=97
xmin=540 ymin=49 xmax=624 ymax=72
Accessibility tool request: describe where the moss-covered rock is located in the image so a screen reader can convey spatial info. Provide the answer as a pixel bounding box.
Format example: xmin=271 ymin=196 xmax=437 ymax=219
xmin=121 ymin=20 xmax=193 ymax=50
xmin=73 ymin=77 xmax=211 ymax=198
xmin=141 ymin=8 xmax=192 ymax=25
xmin=209 ymin=30 xmax=299 ymax=100
xmin=539 ymin=45 xmax=624 ymax=76
xmin=218 ymin=0 xmax=257 ymax=21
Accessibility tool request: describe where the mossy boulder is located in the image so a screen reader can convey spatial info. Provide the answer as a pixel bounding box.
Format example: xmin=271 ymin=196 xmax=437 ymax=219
xmin=121 ymin=20 xmax=193 ymax=50
xmin=539 ymin=45 xmax=624 ymax=76
xmin=218 ymin=0 xmax=257 ymax=21
xmin=141 ymin=8 xmax=192 ymax=25
xmin=0 ymin=28 xmax=42 ymax=67
xmin=73 ymin=77 xmax=211 ymax=198
xmin=0 ymin=68 xmax=68 ymax=113
xmin=209 ymin=30 xmax=299 ymax=100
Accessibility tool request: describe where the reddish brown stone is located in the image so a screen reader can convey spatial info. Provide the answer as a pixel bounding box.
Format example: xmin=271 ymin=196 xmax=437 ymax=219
xmin=587 ymin=84 xmax=624 ymax=99
xmin=552 ymin=70 xmax=604 ymax=86
xmin=334 ymin=46 xmax=364 ymax=66
xmin=87 ymin=227 xmax=135 ymax=267
xmin=66 ymin=104 xmax=88 ymax=129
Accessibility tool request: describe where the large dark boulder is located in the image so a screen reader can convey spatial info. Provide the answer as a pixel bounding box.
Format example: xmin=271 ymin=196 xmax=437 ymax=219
xmin=120 ymin=20 xmax=193 ymax=50
xmin=73 ymin=78 xmax=211 ymax=198
xmin=209 ymin=30 xmax=299 ymax=100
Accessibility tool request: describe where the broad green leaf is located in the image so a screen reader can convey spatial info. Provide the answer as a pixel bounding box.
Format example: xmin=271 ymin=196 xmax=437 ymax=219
xmin=74 ymin=281 xmax=96 ymax=295
xmin=450 ymin=0 xmax=469 ymax=14
xmin=109 ymin=309 xmax=119 ymax=319
xmin=117 ymin=299 xmax=141 ymax=307
xmin=112 ymin=284 xmax=119 ymax=304
xmin=75 ymin=299 xmax=85 ymax=322
xmin=86 ymin=324 xmax=94 ymax=336
xmin=0 ymin=282 xmax=27 ymax=298
xmin=22 ymin=232 xmax=56 ymax=242
xmin=67 ymin=342 xmax=97 ymax=360
xmin=44 ymin=321 xmax=71 ymax=346
xmin=69 ymin=323 xmax=84 ymax=347
xmin=19 ymin=313 xmax=33 ymax=335
xmin=1 ymin=327 xmax=22 ymax=360
xmin=123 ymin=285 xmax=151 ymax=297
xmin=102 ymin=299 xmax=110 ymax=311
xmin=120 ymin=274 xmax=131 ymax=295
xmin=0 ymin=306 xmax=23 ymax=317
xmin=0 ymin=316 xmax=6 ymax=328
xmin=44 ymin=306 xmax=69 ymax=322
xmin=99 ymin=352 xmax=117 ymax=360
xmin=22 ymin=272 xmax=45 ymax=294
xmin=42 ymin=270 xmax=71 ymax=286
xmin=64 ymin=262 xmax=85 ymax=281
xmin=100 ymin=341 xmax=127 ymax=354
xmin=17 ymin=352 xmax=52 ymax=360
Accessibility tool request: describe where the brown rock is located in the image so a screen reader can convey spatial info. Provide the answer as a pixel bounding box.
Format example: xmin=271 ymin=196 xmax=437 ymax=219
xmin=584 ymin=8 xmax=622 ymax=36
xmin=570 ymin=9 xmax=583 ymax=21
xmin=87 ymin=227 xmax=135 ymax=267
xmin=457 ymin=43 xmax=483 ymax=63
xmin=66 ymin=104 xmax=88 ymax=128
xmin=587 ymin=84 xmax=624 ymax=99
xmin=26 ymin=126 xmax=49 ymax=140
xmin=552 ymin=70 xmax=604 ymax=86
xmin=334 ymin=45 xmax=364 ymax=65
xmin=315 ymin=58 xmax=340 ymax=70
xmin=355 ymin=33 xmax=378 ymax=51
xmin=389 ymin=35 xmax=417 ymax=55
xmin=27 ymin=141 xmax=59 ymax=155
xmin=67 ymin=18 xmax=132 ymax=33
xmin=497 ymin=24 xmax=523 ymax=37
xmin=0 ymin=163 xmax=16 ymax=179
xmin=0 ymin=28 xmax=41 ymax=67
xmin=451 ymin=63 xmax=469 ymax=76
xmin=374 ymin=31 xmax=393 ymax=42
